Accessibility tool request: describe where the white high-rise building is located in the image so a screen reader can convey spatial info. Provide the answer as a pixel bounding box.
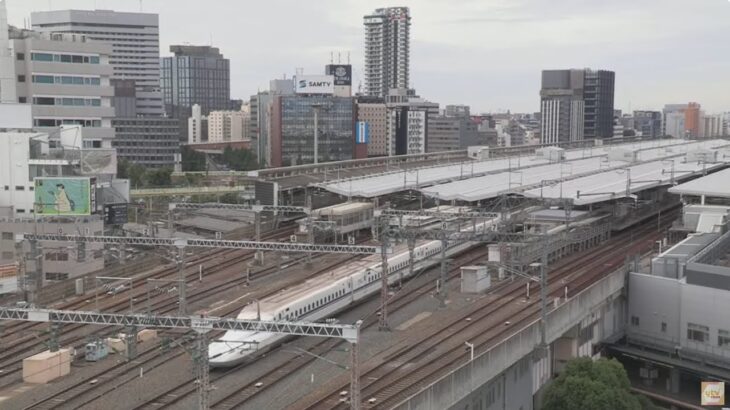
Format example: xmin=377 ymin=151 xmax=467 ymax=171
xmin=31 ymin=9 xmax=163 ymax=116
xmin=208 ymin=110 xmax=245 ymax=142
xmin=364 ymin=7 xmax=410 ymax=98
xmin=187 ymin=104 xmax=207 ymax=144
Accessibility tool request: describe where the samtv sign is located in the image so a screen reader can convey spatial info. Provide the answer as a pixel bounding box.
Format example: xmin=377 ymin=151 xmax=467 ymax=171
xmin=295 ymin=75 xmax=334 ymax=95
xmin=34 ymin=177 xmax=93 ymax=216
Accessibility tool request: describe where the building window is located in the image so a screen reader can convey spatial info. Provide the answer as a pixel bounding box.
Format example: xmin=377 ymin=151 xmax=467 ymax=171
xmin=45 ymin=251 xmax=69 ymax=262
xmin=14 ymin=186 xmax=24 ymax=191
xmin=661 ymin=322 xmax=667 ymax=333
xmin=18 ymin=97 xmax=26 ymax=103
xmin=630 ymin=316 xmax=639 ymax=326
xmin=1 ymin=251 xmax=13 ymax=260
xmin=719 ymin=330 xmax=730 ymax=347
xmin=3 ymin=186 xmax=8 ymax=191
xmin=17 ymin=75 xmax=25 ymax=83
xmin=1 ymin=232 xmax=13 ymax=240
xmin=687 ymin=323 xmax=709 ymax=343
xmin=16 ymin=52 xmax=24 ymax=60
xmin=16 ymin=209 xmax=25 ymax=214
xmin=45 ymin=272 xmax=69 ymax=281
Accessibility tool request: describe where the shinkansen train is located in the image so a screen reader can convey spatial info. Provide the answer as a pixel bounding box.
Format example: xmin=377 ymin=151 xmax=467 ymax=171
xmin=208 ymin=216 xmax=501 ymax=367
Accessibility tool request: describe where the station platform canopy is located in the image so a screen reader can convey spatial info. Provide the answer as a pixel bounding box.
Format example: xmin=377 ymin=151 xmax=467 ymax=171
xmin=316 ymin=139 xmax=701 ymax=198
xmin=668 ymin=167 xmax=730 ymax=199
xmin=422 ymin=139 xmax=730 ymax=205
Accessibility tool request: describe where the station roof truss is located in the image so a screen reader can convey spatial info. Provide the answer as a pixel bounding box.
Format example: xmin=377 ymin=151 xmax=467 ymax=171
xmin=15 ymin=233 xmax=383 ymax=254
xmin=169 ymin=203 xmax=310 ymax=214
xmin=0 ymin=308 xmax=358 ymax=342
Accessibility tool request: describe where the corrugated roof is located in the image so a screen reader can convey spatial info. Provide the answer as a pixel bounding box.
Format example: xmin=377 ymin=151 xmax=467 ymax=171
xmin=668 ymin=167 xmax=730 ymax=198
xmin=421 ymin=140 xmax=730 ymax=204
xmin=317 ymin=139 xmax=709 ymax=198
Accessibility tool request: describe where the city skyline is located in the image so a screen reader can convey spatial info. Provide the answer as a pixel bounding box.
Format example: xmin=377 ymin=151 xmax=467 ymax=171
xmin=5 ymin=0 xmax=730 ymax=114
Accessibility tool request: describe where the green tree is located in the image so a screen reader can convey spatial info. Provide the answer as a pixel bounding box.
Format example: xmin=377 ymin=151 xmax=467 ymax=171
xmin=542 ymin=358 xmax=647 ymax=410
xmin=127 ymin=163 xmax=147 ymax=188
xmin=117 ymin=159 xmax=130 ymax=179
xmin=221 ymin=146 xmax=258 ymax=171
xmin=181 ymin=146 xmax=207 ymax=172
xmin=146 ymin=167 xmax=173 ymax=187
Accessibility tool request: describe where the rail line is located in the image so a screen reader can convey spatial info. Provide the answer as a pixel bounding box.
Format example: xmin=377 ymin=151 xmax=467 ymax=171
xmin=295 ymin=208 xmax=679 ymax=409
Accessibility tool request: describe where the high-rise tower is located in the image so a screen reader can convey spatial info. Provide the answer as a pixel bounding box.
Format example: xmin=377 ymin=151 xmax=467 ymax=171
xmin=364 ymin=7 xmax=410 ymax=98
xmin=31 ymin=9 xmax=163 ymax=116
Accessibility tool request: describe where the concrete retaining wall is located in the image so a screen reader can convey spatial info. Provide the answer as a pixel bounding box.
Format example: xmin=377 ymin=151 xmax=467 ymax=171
xmin=393 ymin=267 xmax=627 ymax=410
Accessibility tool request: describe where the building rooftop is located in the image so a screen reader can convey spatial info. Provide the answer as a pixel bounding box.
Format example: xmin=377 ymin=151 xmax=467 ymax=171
xmin=668 ymin=167 xmax=730 ymax=199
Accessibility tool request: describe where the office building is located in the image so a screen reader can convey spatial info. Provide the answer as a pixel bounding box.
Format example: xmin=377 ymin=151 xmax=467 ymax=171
xmin=445 ymin=105 xmax=470 ymax=118
xmin=633 ymin=111 xmax=662 ymax=138
xmin=269 ymin=95 xmax=355 ymax=167
xmin=540 ymin=69 xmax=615 ymax=144
xmin=5 ymin=25 xmax=115 ymax=148
xmin=385 ymin=89 xmax=439 ymax=156
xmin=161 ymin=45 xmax=230 ymax=118
xmin=208 ymin=110 xmax=246 ymax=142
xmin=684 ymin=102 xmax=702 ymax=138
xmin=325 ymin=64 xmax=353 ymax=97
xmin=187 ymin=104 xmax=207 ymax=144
xmin=356 ymin=96 xmax=387 ymax=157
xmin=426 ymin=114 xmax=480 ymax=152
xmin=701 ymin=114 xmax=724 ymax=138
xmin=112 ymin=117 xmax=180 ymax=168
xmin=249 ymin=79 xmax=295 ymax=166
xmin=364 ymin=7 xmax=411 ymax=98
xmin=109 ymin=79 xmax=179 ymax=168
xmin=31 ymin=9 xmax=163 ymax=116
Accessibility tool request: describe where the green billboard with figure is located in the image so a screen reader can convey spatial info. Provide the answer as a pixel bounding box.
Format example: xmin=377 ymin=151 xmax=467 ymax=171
xmin=34 ymin=177 xmax=92 ymax=216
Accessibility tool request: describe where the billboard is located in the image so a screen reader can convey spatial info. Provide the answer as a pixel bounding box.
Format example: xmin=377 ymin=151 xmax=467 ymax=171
xmin=326 ymin=64 xmax=352 ymax=86
xmin=295 ymin=75 xmax=334 ymax=95
xmin=34 ymin=177 xmax=92 ymax=216
xmin=104 ymin=203 xmax=129 ymax=225
xmin=701 ymin=382 xmax=725 ymax=406
xmin=356 ymin=121 xmax=370 ymax=144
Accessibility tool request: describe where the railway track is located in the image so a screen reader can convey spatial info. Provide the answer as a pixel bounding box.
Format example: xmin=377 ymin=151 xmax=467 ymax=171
xmin=0 ymin=226 xmax=298 ymax=385
xmin=132 ymin=246 xmax=494 ymax=410
xmin=295 ymin=208 xmax=679 ymax=409
xmin=10 ymin=240 xmax=375 ymax=410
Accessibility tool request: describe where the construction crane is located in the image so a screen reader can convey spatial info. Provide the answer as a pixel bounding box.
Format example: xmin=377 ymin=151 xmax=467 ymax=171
xmin=0 ymin=307 xmax=362 ymax=410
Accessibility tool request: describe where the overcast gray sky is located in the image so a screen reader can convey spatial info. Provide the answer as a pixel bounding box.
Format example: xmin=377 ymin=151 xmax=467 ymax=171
xmin=6 ymin=0 xmax=730 ymax=114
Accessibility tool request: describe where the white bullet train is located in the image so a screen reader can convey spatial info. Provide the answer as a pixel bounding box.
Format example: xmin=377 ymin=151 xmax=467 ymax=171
xmin=208 ymin=216 xmax=501 ymax=367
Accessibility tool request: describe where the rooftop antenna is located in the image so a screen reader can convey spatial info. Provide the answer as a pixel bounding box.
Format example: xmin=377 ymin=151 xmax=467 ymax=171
xmin=139 ymin=0 xmax=143 ymax=12
xmin=347 ymin=51 xmax=350 ymax=64
xmin=330 ymin=51 xmax=333 ymax=64
xmin=337 ymin=52 xmax=341 ymax=64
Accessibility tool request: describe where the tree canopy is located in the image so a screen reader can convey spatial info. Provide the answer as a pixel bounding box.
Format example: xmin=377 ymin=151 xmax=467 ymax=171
xmin=542 ymin=358 xmax=654 ymax=410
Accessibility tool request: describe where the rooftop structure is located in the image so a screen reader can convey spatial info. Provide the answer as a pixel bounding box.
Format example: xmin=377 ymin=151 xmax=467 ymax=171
xmin=317 ymin=139 xmax=728 ymax=202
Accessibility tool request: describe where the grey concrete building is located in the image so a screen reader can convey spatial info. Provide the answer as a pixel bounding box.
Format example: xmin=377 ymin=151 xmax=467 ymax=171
xmin=112 ymin=117 xmax=180 ymax=168
xmin=161 ymin=45 xmax=230 ymax=118
xmin=385 ymin=89 xmax=439 ymax=155
xmin=6 ymin=26 xmax=115 ymax=148
xmin=633 ymin=110 xmax=662 ymax=138
xmin=540 ymin=68 xmax=615 ymax=144
xmin=31 ymin=9 xmax=164 ymax=116
xmin=427 ymin=114 xmax=480 ymax=152
xmin=364 ymin=7 xmax=411 ymax=98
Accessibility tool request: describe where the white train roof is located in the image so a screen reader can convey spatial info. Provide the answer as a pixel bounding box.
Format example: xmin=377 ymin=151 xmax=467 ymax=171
xmin=668 ymin=167 xmax=730 ymax=199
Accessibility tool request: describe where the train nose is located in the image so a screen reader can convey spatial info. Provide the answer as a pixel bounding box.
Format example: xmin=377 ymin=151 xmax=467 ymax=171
xmin=208 ymin=341 xmax=239 ymax=366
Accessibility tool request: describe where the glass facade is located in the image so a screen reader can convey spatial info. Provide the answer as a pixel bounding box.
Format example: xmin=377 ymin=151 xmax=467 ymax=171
xmin=279 ymin=96 xmax=354 ymax=166
xmin=161 ymin=46 xmax=230 ymax=118
xmin=112 ymin=118 xmax=181 ymax=168
xmin=31 ymin=52 xmax=100 ymax=64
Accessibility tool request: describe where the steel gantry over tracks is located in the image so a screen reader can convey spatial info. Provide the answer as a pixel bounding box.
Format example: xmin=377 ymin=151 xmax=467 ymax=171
xmin=15 ymin=233 xmax=384 ymax=316
xmin=15 ymin=233 xmax=381 ymax=255
xmin=0 ymin=307 xmax=363 ymax=410
xmin=168 ymin=202 xmax=311 ymax=214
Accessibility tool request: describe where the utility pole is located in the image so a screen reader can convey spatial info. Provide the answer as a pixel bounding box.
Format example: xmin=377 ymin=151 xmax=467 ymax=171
xmin=176 ymin=244 xmax=186 ymax=315
xmin=350 ymin=321 xmax=362 ymax=410
xmin=438 ymin=236 xmax=448 ymax=308
xmin=379 ymin=229 xmax=390 ymax=331
xmin=194 ymin=331 xmax=210 ymax=410
xmin=312 ymin=104 xmax=324 ymax=165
